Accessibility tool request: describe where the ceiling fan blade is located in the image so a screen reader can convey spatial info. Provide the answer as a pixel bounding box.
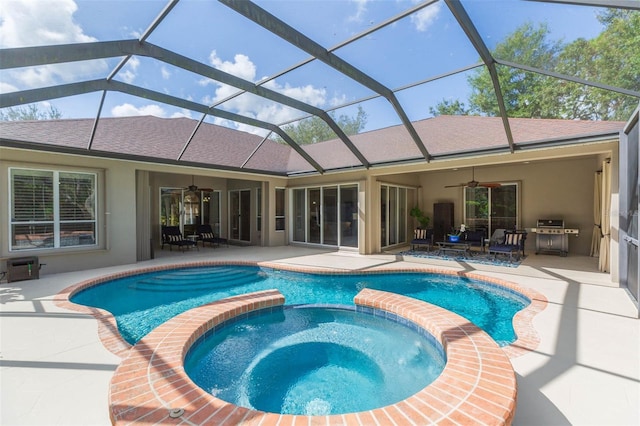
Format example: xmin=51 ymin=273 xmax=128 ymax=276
xmin=182 ymin=185 xmax=215 ymax=192
xmin=445 ymin=167 xmax=502 ymax=189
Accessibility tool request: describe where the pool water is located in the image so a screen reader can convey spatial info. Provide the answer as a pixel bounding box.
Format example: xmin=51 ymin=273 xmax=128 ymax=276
xmin=71 ymin=265 xmax=529 ymax=345
xmin=184 ymin=306 xmax=446 ymax=415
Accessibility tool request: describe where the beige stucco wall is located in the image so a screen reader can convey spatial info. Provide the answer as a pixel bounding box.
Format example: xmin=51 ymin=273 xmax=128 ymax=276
xmin=412 ymin=157 xmax=601 ymax=256
xmin=1 ymin=148 xmax=138 ymax=275
xmin=0 ymin=137 xmax=621 ymax=283
xmin=0 ymin=147 xmax=289 ymax=275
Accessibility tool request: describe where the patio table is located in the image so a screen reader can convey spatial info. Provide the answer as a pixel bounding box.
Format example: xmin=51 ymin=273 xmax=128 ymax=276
xmin=436 ymin=241 xmax=472 ymax=257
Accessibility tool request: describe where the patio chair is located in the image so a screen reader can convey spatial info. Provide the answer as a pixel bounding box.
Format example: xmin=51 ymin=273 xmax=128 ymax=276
xmin=488 ymin=230 xmax=527 ymax=262
xmin=161 ymin=226 xmax=198 ymax=251
xmin=462 ymin=229 xmax=486 ymax=251
xmin=196 ymin=224 xmax=216 ymax=248
xmin=196 ymin=224 xmax=229 ymax=248
xmin=411 ymin=228 xmax=434 ymax=251
xmin=489 ymin=228 xmax=506 ymax=245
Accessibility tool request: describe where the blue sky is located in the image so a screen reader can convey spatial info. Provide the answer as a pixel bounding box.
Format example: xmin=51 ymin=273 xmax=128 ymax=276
xmin=0 ymin=0 xmax=607 ymax=136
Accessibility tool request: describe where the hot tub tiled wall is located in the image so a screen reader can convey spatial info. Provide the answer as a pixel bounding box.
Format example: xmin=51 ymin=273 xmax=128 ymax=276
xmin=108 ymin=288 xmax=517 ymax=425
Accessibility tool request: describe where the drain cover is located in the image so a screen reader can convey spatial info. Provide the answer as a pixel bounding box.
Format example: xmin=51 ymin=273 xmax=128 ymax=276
xmin=169 ymin=408 xmax=184 ymax=418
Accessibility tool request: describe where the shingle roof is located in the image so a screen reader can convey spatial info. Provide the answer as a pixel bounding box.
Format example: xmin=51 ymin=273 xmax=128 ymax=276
xmin=297 ymin=115 xmax=624 ymax=170
xmin=0 ymin=115 xmax=625 ymax=175
xmin=0 ymin=116 xmax=291 ymax=174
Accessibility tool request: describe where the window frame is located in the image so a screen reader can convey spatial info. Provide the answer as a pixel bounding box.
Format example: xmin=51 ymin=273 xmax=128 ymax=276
xmin=9 ymin=166 xmax=99 ymax=252
xmin=275 ymin=187 xmax=286 ymax=231
xmin=289 ymin=182 xmax=359 ymax=248
xmin=463 ymin=181 xmax=520 ymax=239
xmin=256 ymin=187 xmax=262 ymax=232
xmin=380 ymin=183 xmax=411 ymax=249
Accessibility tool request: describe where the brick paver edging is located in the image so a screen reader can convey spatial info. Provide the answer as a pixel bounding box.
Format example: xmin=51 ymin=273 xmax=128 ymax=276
xmin=55 ymin=260 xmax=546 ymax=359
xmin=109 ymin=288 xmax=517 ymax=425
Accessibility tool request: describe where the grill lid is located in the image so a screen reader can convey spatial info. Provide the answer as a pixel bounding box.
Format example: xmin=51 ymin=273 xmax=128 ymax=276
xmin=537 ymin=219 xmax=565 ymax=228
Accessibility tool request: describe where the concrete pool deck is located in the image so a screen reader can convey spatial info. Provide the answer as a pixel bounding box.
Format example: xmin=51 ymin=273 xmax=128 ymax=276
xmin=1 ymin=246 xmax=638 ymax=425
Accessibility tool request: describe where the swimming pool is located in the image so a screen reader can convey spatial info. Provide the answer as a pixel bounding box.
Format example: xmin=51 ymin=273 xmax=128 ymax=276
xmin=71 ymin=264 xmax=530 ymax=346
xmin=184 ymin=305 xmax=446 ymax=415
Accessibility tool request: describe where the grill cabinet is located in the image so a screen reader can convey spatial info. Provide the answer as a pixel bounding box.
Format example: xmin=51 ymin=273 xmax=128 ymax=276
xmin=6 ymin=256 xmax=40 ymax=282
xmin=531 ymin=219 xmax=579 ymax=257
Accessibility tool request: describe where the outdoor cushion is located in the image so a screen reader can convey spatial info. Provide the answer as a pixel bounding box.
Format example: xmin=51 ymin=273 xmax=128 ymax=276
xmin=161 ymin=226 xmax=197 ymax=251
xmin=488 ymin=230 xmax=527 ymax=261
xmin=411 ymin=228 xmax=434 ymax=250
xmin=197 ymin=224 xmax=223 ymax=247
xmin=463 ymin=230 xmax=486 ymax=247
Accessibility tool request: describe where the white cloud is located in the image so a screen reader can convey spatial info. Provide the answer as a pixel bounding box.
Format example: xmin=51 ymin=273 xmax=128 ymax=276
xmin=209 ymin=116 xmax=270 ymax=137
xmin=170 ymin=109 xmax=193 ymax=119
xmin=0 ymin=0 xmax=108 ymax=88
xmin=161 ymin=66 xmax=171 ymax=80
xmin=209 ymin=51 xmax=256 ymax=81
xmin=6 ymin=59 xmax=108 ymax=89
xmin=411 ymin=2 xmax=441 ymax=32
xmin=111 ymin=103 xmax=167 ymax=118
xmin=204 ymin=51 xmax=330 ymax=131
xmin=111 ymin=103 xmax=193 ymax=119
xmin=118 ymin=57 xmax=140 ymax=84
xmin=119 ymin=69 xmax=136 ymax=84
xmin=128 ymin=56 xmax=140 ymax=71
xmin=0 ymin=81 xmax=19 ymax=93
xmin=263 ymin=81 xmax=326 ymax=108
xmin=0 ymin=0 xmax=95 ymax=47
xmin=128 ymin=27 xmax=143 ymax=39
xmin=348 ymin=0 xmax=369 ymax=23
xmin=329 ymin=94 xmax=348 ymax=108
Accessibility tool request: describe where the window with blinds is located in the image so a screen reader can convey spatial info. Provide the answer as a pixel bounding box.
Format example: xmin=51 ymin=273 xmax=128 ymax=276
xmin=10 ymin=168 xmax=97 ymax=251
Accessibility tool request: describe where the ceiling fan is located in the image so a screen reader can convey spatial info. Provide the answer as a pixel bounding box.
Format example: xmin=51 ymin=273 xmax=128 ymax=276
xmin=444 ymin=167 xmax=501 ymax=189
xmin=183 ymin=176 xmax=213 ymax=192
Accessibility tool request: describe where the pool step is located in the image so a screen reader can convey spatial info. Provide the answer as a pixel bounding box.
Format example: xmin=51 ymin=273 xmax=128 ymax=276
xmin=128 ymin=267 xmax=265 ymax=292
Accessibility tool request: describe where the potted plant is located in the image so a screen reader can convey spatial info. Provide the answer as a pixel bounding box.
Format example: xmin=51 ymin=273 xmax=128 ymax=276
xmin=448 ymin=224 xmax=466 ymax=242
xmin=409 ymin=206 xmax=430 ymax=229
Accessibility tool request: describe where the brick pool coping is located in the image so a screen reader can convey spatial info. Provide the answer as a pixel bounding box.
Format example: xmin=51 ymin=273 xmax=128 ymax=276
xmin=55 ymin=260 xmax=547 ymax=360
xmin=105 ymin=288 xmax=518 ymax=425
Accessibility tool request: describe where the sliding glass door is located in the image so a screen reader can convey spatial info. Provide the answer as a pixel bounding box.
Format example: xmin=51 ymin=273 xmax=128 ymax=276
xmin=464 ymin=183 xmax=518 ymax=240
xmin=293 ymin=188 xmax=305 ymax=242
xmin=230 ymin=189 xmax=251 ymax=242
xmin=291 ymin=184 xmax=358 ymax=248
xmin=380 ymin=185 xmax=409 ymax=248
xmin=323 ymin=187 xmax=338 ymax=246
xmin=340 ymin=185 xmax=358 ymax=248
xmin=160 ymin=188 xmax=220 ymax=237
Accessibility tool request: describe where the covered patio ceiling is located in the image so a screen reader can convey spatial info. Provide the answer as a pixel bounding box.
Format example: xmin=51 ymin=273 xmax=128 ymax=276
xmin=1 ymin=0 xmax=638 ymax=175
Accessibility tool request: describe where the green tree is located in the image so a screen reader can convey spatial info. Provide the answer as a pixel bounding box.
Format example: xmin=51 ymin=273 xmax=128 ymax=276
xmin=467 ymin=22 xmax=562 ymax=118
xmin=432 ymin=12 xmax=640 ymax=121
xmin=551 ymin=10 xmax=640 ymax=120
xmin=429 ymin=99 xmax=469 ymax=116
xmin=275 ymin=105 xmax=367 ymax=145
xmin=0 ymin=104 xmax=62 ymax=121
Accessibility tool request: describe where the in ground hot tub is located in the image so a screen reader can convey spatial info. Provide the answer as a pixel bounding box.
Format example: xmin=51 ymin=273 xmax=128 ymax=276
xmin=184 ymin=305 xmax=446 ymax=416
xmin=109 ymin=289 xmax=521 ymax=424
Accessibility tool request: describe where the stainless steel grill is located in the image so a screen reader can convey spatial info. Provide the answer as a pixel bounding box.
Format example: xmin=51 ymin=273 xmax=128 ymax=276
xmin=531 ymin=219 xmax=579 ymax=257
